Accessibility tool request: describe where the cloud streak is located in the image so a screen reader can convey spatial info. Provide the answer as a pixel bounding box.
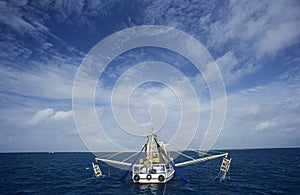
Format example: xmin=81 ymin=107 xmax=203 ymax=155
xmin=0 ymin=63 xmax=77 ymax=99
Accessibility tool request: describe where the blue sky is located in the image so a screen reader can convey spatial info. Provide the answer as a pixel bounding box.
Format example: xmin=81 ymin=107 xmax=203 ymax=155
xmin=0 ymin=0 xmax=299 ymax=152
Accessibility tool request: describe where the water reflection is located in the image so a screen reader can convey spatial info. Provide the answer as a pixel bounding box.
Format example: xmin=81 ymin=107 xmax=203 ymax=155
xmin=135 ymin=183 xmax=168 ymax=195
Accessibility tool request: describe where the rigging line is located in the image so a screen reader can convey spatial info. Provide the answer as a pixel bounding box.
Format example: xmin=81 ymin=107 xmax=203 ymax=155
xmin=212 ymin=172 xmax=221 ymax=181
xmin=166 ymin=142 xmax=225 ymax=156
xmin=204 ymin=151 xmax=227 ymax=155
xmin=210 ymin=161 xmax=213 ymax=179
xmin=202 ymin=149 xmax=228 ymax=155
xmin=182 ymin=148 xmax=208 ymax=156
xmin=105 ymin=151 xmax=130 ymax=160
xmin=108 ymin=164 xmax=110 ymax=177
xmin=100 ymin=151 xmax=124 ymax=159
xmin=168 ymin=147 xmax=196 ymax=160
xmin=153 ymin=137 xmax=165 ymax=163
xmin=101 ymin=149 xmax=141 ymax=158
xmin=100 ymin=146 xmax=142 ymax=159
xmin=209 ymin=161 xmax=220 ymax=181
xmin=166 ymin=144 xmax=208 ymax=155
xmin=106 ymin=152 xmax=123 ymax=159
xmin=122 ymin=151 xmax=140 ymax=162
xmin=155 ymin=139 xmax=190 ymax=183
xmin=97 ymin=153 xmax=111 ymax=158
xmin=120 ymin=144 xmax=146 ymax=181
xmin=168 ymin=144 xmax=213 ymax=159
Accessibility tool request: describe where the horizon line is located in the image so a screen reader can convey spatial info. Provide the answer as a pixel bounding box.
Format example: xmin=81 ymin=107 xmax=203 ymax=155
xmin=1 ymin=146 xmax=299 ymax=154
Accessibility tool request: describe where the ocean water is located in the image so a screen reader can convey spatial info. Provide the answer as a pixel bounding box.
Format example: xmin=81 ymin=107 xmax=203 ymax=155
xmin=0 ymin=148 xmax=299 ymax=194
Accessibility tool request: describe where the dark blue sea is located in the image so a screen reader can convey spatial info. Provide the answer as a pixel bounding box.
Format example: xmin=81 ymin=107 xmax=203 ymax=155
xmin=0 ymin=148 xmax=299 ymax=194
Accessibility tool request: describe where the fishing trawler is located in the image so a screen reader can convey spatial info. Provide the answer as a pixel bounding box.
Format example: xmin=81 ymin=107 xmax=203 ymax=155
xmin=93 ymin=132 xmax=231 ymax=184
xmin=131 ymin=133 xmax=175 ymax=184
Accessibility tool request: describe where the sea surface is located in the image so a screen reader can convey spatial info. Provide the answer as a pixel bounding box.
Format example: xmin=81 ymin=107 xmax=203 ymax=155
xmin=0 ymin=148 xmax=299 ymax=194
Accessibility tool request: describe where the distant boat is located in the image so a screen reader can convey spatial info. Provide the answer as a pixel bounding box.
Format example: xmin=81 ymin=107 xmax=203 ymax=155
xmin=49 ymin=151 xmax=54 ymax=154
xmin=93 ymin=132 xmax=231 ymax=184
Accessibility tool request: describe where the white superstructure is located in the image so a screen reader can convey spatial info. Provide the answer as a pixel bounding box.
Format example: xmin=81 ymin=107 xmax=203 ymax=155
xmin=132 ymin=133 xmax=175 ymax=183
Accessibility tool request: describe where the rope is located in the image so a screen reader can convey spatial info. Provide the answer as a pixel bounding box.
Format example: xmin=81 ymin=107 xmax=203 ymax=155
xmin=119 ymin=144 xmax=146 ymax=180
xmin=122 ymin=151 xmax=139 ymax=162
xmin=212 ymin=172 xmax=221 ymax=181
xmin=166 ymin=143 xmax=225 ymax=158
xmin=168 ymin=146 xmax=196 ymax=160
xmin=209 ymin=161 xmax=221 ymax=181
xmin=100 ymin=146 xmax=142 ymax=160
xmin=101 ymin=151 xmax=125 ymax=159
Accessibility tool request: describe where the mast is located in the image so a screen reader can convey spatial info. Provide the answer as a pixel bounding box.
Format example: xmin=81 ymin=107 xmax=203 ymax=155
xmin=146 ymin=133 xmax=157 ymax=158
xmin=145 ymin=133 xmax=170 ymax=165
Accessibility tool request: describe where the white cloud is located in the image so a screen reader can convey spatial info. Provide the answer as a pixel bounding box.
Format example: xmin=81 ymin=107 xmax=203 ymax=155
xmin=215 ymin=73 xmax=300 ymax=149
xmin=255 ymin=20 xmax=300 ymax=55
xmin=85 ymin=60 xmax=225 ymax=151
xmin=28 ymin=108 xmax=73 ymax=125
xmin=53 ymin=110 xmax=73 ymax=120
xmin=216 ymin=51 xmax=257 ymax=84
xmin=209 ymin=0 xmax=300 ymax=56
xmin=256 ymin=120 xmax=276 ymax=132
xmin=28 ymin=108 xmax=54 ymax=125
xmin=0 ymin=100 xmax=84 ymax=152
xmin=142 ymin=0 xmax=300 ymax=85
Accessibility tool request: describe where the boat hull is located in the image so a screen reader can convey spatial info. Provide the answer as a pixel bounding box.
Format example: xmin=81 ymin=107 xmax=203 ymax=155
xmin=132 ymin=169 xmax=175 ymax=184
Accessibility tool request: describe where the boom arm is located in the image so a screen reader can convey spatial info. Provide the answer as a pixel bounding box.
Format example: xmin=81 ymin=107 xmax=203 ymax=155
xmin=175 ymin=153 xmax=228 ymax=167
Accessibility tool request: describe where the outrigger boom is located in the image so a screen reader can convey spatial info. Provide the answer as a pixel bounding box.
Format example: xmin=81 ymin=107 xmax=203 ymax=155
xmin=175 ymin=153 xmax=228 ymax=167
xmin=95 ymin=153 xmax=228 ymax=168
xmin=93 ymin=132 xmax=231 ymax=183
